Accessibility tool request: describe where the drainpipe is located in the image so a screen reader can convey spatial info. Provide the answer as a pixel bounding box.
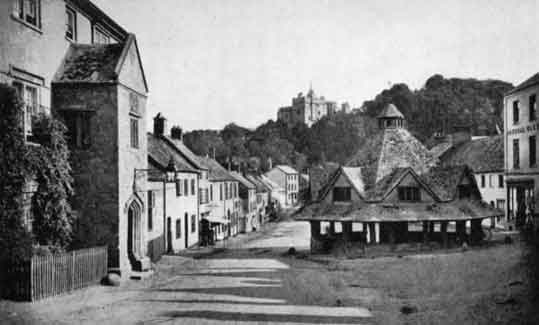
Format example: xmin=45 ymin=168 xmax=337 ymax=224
xmin=163 ymin=178 xmax=167 ymax=252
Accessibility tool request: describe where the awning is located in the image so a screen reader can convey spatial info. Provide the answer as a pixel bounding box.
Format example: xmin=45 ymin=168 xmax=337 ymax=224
xmin=204 ymin=216 xmax=230 ymax=224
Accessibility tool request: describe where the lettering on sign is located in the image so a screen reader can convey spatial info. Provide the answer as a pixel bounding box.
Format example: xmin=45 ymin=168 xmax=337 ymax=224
xmin=507 ymin=122 xmax=539 ymax=136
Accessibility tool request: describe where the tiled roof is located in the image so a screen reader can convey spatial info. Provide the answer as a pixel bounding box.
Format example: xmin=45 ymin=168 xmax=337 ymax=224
xmin=377 ymin=103 xmax=404 ymax=119
xmin=347 ymin=128 xmax=437 ymax=187
xmin=275 ymin=165 xmax=298 ymax=174
xmin=147 ymin=133 xmax=197 ymax=173
xmin=440 ymin=136 xmax=503 ymax=173
xmin=419 ymin=166 xmax=471 ymax=202
xmin=55 ymin=43 xmax=124 ymax=82
xmin=197 ymin=156 xmax=236 ymax=182
xmin=507 ymin=72 xmax=539 ymax=95
xmin=230 ymin=172 xmax=256 ymax=189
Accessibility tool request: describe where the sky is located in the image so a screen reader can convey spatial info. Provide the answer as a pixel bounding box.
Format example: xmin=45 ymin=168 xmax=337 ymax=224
xmin=93 ymin=0 xmax=539 ymax=131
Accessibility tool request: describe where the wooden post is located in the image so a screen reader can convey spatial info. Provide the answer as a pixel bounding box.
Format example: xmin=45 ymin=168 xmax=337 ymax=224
xmin=456 ymin=220 xmax=466 ymax=244
xmin=470 ymin=219 xmax=484 ymax=244
xmin=310 ymin=221 xmax=321 ymax=252
xmin=388 ymin=223 xmax=396 ymax=245
xmin=441 ymin=221 xmax=448 ymax=248
xmin=342 ymin=222 xmax=352 ymax=242
xmin=422 ymin=221 xmax=429 ymax=244
xmin=329 ymin=222 xmax=335 ymax=235
xmin=375 ymin=223 xmax=380 ymax=244
xmin=366 ymin=223 xmax=371 ymax=244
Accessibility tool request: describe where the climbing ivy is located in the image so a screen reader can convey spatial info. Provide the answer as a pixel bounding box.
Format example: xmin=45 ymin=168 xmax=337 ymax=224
xmin=0 ymin=83 xmax=75 ymax=261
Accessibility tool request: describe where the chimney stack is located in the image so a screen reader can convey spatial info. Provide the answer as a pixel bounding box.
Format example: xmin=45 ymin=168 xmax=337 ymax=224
xmin=170 ymin=125 xmax=183 ymax=141
xmin=153 ymin=113 xmax=167 ymax=136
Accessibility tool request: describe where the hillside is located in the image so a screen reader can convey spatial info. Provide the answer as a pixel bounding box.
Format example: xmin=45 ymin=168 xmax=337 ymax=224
xmin=183 ymin=74 xmax=514 ymax=173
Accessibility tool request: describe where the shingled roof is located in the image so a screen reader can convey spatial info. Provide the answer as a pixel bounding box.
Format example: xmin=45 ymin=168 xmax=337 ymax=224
xmin=419 ymin=165 xmax=477 ymax=201
xmin=377 ymin=103 xmax=405 ymax=119
xmin=439 ymin=136 xmax=503 ymax=173
xmin=347 ymin=127 xmax=437 ymax=187
xmin=507 ymin=72 xmax=539 ymax=95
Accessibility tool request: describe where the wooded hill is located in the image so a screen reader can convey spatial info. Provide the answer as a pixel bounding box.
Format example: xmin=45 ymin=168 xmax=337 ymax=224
xmin=183 ymin=74 xmax=514 ymax=173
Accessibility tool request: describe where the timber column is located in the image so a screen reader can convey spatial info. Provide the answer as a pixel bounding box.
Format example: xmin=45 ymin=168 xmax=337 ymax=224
xmin=310 ymin=221 xmax=323 ymax=252
xmin=441 ymin=221 xmax=448 ymax=248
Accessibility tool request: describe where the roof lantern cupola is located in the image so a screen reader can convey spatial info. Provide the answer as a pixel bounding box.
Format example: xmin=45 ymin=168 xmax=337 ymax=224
xmin=377 ymin=103 xmax=405 ymax=129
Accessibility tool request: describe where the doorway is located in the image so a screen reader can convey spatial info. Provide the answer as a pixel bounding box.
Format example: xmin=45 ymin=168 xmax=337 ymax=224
xmin=127 ymin=201 xmax=142 ymax=268
xmin=184 ymin=213 xmax=189 ymax=248
xmin=167 ymin=217 xmax=172 ymax=252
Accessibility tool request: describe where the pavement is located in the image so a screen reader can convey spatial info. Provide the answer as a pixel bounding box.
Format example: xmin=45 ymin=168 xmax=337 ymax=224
xmin=0 ymin=221 xmax=374 ymax=325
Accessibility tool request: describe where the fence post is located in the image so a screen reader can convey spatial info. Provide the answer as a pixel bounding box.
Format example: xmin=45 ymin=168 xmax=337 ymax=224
xmin=71 ymin=251 xmax=75 ymax=292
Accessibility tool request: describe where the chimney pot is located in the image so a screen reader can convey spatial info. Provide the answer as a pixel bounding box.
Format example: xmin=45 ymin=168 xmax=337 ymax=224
xmin=153 ymin=113 xmax=167 ymax=136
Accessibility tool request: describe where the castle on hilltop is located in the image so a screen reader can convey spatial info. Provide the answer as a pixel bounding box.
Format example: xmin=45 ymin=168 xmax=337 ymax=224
xmin=277 ymin=87 xmax=350 ymax=127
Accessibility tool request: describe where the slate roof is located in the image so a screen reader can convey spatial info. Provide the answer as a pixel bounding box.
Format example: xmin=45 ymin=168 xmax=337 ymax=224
xmin=246 ymin=175 xmax=268 ymax=193
xmin=363 ymin=167 xmax=411 ymax=201
xmin=275 ymin=165 xmax=298 ymax=174
xmin=439 ymin=136 xmax=504 ymax=173
xmin=377 ymin=103 xmax=405 ymax=119
xmin=197 ymin=156 xmax=236 ymax=182
xmin=230 ymin=172 xmax=256 ymax=189
xmin=164 ymin=137 xmax=207 ymax=171
xmin=347 ymin=127 xmax=437 ymax=187
xmin=429 ymin=141 xmax=453 ymax=159
xmin=147 ymin=133 xmax=198 ymax=174
xmin=419 ymin=166 xmax=474 ymax=201
xmin=259 ymin=175 xmax=284 ymax=191
xmin=507 ymin=72 xmax=539 ymax=95
xmin=55 ymin=43 xmax=124 ymax=82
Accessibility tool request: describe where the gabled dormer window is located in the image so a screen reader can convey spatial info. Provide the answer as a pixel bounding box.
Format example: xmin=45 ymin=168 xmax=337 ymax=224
xmin=333 ymin=187 xmax=351 ymax=202
xmin=398 ymin=186 xmax=420 ymax=202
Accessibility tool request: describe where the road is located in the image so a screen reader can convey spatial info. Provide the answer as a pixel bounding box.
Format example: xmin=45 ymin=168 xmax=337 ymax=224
xmin=1 ymin=221 xmax=374 ymax=325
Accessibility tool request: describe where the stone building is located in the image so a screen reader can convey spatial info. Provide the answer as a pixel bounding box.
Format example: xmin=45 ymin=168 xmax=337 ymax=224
xmin=51 ymin=34 xmax=149 ymax=275
xmin=277 ymin=88 xmax=337 ymax=127
xmin=298 ymin=103 xmax=502 ymax=252
xmin=1 ymin=0 xmax=126 ymax=139
xmin=265 ymin=165 xmax=299 ymax=207
xmin=504 ymin=73 xmax=539 ymax=229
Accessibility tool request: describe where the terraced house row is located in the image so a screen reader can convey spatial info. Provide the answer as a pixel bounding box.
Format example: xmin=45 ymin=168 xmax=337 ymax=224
xmin=0 ymin=0 xmax=279 ymax=278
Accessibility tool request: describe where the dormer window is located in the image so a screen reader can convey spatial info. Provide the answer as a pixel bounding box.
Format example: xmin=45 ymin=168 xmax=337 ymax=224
xmin=398 ymin=186 xmax=420 ymax=202
xmin=333 ymin=187 xmax=351 ymax=202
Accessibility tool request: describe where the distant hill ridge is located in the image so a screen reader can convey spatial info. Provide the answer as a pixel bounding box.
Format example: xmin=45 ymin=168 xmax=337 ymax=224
xmin=183 ymin=74 xmax=513 ymax=173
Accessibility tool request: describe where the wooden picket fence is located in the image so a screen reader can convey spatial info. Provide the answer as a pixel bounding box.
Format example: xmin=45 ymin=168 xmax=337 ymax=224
xmin=0 ymin=246 xmax=108 ymax=302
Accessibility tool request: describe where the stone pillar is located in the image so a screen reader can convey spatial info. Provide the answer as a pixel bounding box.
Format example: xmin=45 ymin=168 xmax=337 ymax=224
xmin=375 ymin=223 xmax=380 ymax=244
xmin=456 ymin=221 xmax=466 ymax=244
xmin=470 ymin=219 xmax=484 ymax=245
xmin=441 ymin=221 xmax=448 ymax=248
